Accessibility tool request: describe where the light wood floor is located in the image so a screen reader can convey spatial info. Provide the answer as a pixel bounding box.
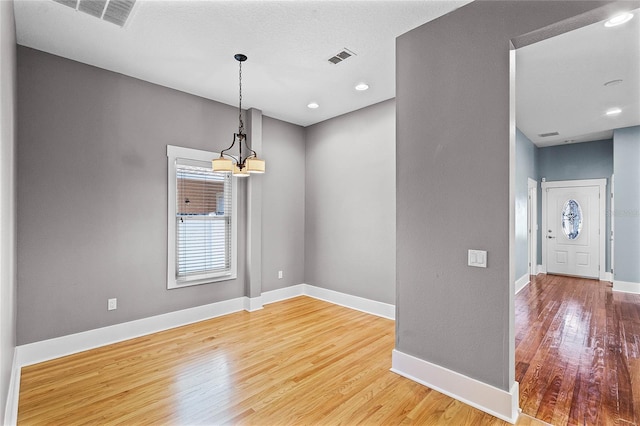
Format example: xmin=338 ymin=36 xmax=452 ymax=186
xmin=516 ymin=274 xmax=640 ymax=425
xmin=18 ymin=296 xmax=546 ymax=425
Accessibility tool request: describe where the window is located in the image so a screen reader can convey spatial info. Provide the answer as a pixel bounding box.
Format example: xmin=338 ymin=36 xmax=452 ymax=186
xmin=167 ymin=145 xmax=237 ymax=289
xmin=561 ymin=199 xmax=582 ymax=240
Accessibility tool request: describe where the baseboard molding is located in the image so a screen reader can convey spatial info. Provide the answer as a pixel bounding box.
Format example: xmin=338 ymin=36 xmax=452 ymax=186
xmin=537 ymin=264 xmax=545 ymax=275
xmin=14 ymin=284 xmax=393 ymax=369
xmin=515 ymin=274 xmax=530 ymax=294
xmin=303 ymin=284 xmax=395 ymax=320
xmin=262 ymin=284 xmax=305 ymax=305
xmin=16 ymin=296 xmax=250 ymax=368
xmin=391 ymin=349 xmax=519 ymax=424
xmin=4 ymin=349 xmax=20 ymax=426
xmin=613 ymin=280 xmax=640 ymax=294
xmin=602 ymin=272 xmax=613 ymax=282
xmin=244 ymin=295 xmax=264 ymax=312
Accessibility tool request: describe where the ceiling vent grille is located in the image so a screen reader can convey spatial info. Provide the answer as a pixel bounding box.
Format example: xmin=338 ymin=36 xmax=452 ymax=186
xmin=538 ymin=131 xmax=560 ymax=137
xmin=328 ymin=48 xmax=357 ymax=65
xmin=52 ymin=0 xmax=136 ymax=27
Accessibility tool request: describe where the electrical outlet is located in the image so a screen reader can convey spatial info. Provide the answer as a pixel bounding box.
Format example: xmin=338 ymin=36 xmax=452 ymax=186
xmin=108 ymin=298 xmax=117 ymax=311
xmin=278 ymin=270 xmax=283 ymax=279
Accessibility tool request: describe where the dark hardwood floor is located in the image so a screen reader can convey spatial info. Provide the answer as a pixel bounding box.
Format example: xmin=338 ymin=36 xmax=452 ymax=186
xmin=516 ymin=274 xmax=640 ymax=425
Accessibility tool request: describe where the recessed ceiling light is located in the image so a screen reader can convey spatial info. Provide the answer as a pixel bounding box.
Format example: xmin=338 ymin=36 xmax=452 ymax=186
xmin=307 ymin=102 xmax=319 ymax=109
xmin=604 ymin=79 xmax=623 ymax=87
xmin=606 ymin=107 xmax=622 ymax=116
xmin=355 ymin=83 xmax=369 ymax=91
xmin=604 ymin=12 xmax=633 ymax=27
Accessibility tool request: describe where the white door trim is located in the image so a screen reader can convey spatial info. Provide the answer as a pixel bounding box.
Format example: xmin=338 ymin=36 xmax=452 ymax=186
xmin=541 ymin=178 xmax=606 ymax=280
xmin=528 ymin=178 xmax=537 ymax=277
xmin=610 ymin=174 xmax=614 ymax=280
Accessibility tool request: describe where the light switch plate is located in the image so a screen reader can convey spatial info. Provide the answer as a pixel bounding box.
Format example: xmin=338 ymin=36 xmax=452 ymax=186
xmin=108 ymin=298 xmax=117 ymax=311
xmin=468 ymin=250 xmax=487 ymax=268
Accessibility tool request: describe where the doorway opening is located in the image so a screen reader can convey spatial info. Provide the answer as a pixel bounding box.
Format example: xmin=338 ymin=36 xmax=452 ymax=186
xmin=541 ymin=179 xmax=606 ymax=280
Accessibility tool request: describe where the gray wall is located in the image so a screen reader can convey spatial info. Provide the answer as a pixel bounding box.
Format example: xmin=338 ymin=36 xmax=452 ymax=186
xmin=613 ymin=125 xmax=640 ymax=283
xmin=537 ymin=139 xmax=613 ymax=271
xmin=0 ymin=1 xmax=17 ymax=422
xmin=396 ymin=0 xmax=611 ymax=391
xmin=515 ymin=128 xmax=537 ymax=280
xmin=261 ymin=116 xmax=305 ymax=291
xmin=305 ymin=100 xmax=396 ymax=304
xmin=18 ymin=47 xmax=257 ymax=345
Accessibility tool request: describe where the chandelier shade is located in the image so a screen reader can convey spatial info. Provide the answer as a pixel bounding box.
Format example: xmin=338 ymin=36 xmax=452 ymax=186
xmin=212 ymin=54 xmax=266 ymax=177
xmin=246 ymin=157 xmax=265 ymax=174
xmin=211 ymin=156 xmax=233 ymax=172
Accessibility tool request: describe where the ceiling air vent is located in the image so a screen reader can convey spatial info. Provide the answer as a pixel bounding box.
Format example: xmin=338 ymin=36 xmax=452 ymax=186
xmin=538 ymin=131 xmax=560 ymax=138
xmin=328 ymin=48 xmax=357 ymax=65
xmin=52 ymin=0 xmax=136 ymax=27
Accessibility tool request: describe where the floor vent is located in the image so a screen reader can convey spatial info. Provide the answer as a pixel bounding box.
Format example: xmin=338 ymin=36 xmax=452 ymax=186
xmin=538 ymin=131 xmax=560 ymax=138
xmin=328 ymin=48 xmax=357 ymax=65
xmin=52 ymin=0 xmax=136 ymax=27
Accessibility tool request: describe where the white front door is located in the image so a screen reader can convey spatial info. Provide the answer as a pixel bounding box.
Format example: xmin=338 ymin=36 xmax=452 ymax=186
xmin=543 ymin=181 xmax=604 ymax=279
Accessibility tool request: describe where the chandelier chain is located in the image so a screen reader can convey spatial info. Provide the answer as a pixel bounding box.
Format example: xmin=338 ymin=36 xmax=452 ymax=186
xmin=212 ymin=53 xmax=264 ymax=176
xmin=238 ymin=60 xmax=244 ymax=133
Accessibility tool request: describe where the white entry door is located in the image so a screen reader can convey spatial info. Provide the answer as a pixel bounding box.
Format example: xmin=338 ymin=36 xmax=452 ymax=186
xmin=543 ymin=180 xmax=605 ymax=279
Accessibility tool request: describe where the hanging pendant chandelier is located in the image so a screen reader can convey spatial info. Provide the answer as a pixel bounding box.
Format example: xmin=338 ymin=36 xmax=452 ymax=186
xmin=212 ymin=54 xmax=265 ymax=177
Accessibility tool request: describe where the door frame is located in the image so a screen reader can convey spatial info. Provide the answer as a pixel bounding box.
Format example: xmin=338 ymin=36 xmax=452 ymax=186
xmin=527 ymin=179 xmax=537 ymax=276
xmin=541 ymin=178 xmax=606 ymax=280
xmin=610 ymin=174 xmax=614 ymax=279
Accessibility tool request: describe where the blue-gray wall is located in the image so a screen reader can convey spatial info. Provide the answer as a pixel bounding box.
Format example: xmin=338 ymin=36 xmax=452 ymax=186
xmin=613 ymin=125 xmax=640 ymax=284
xmin=0 ymin=1 xmax=17 ymax=423
xmin=515 ymin=129 xmax=537 ymax=280
xmin=537 ymin=139 xmax=613 ymax=271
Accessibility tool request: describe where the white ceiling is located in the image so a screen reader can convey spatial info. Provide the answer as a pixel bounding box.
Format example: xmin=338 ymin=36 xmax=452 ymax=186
xmin=13 ymin=0 xmax=471 ymax=127
xmin=516 ymin=8 xmax=640 ymax=147
xmin=13 ymin=1 xmax=640 ymax=138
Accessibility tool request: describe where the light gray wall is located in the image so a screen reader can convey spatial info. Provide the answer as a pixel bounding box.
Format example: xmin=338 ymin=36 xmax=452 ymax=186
xmin=396 ymin=0 xmax=611 ymax=391
xmin=613 ymin=125 xmax=640 ymax=283
xmin=537 ymin=139 xmax=613 ymax=271
xmin=262 ymin=116 xmax=305 ymax=291
xmin=0 ymin=1 xmax=17 ymax=422
xmin=515 ymin=128 xmax=537 ymax=280
xmin=17 ymin=47 xmax=251 ymax=345
xmin=305 ymin=100 xmax=395 ymax=304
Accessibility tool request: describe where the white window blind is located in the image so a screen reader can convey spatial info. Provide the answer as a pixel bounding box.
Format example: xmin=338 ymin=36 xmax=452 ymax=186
xmin=167 ymin=146 xmax=237 ymax=289
xmin=175 ymin=159 xmax=232 ymax=281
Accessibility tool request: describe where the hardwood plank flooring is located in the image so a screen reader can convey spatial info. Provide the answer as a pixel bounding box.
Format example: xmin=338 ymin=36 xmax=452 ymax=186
xmin=516 ymin=274 xmax=640 ymax=425
xmin=18 ymin=296 xmax=545 ymax=425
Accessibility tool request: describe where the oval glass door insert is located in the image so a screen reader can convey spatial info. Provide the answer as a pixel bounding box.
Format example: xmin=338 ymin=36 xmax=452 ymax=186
xmin=562 ymin=199 xmax=583 ymax=239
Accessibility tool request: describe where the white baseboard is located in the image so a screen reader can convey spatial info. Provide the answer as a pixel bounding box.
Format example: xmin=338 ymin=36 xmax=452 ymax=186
xmin=602 ymin=272 xmax=613 ymax=282
xmin=14 ymin=284 xmax=393 ymax=369
xmin=515 ymin=274 xmax=530 ymax=294
xmin=4 ymin=349 xmax=20 ymax=426
xmin=613 ymin=280 xmax=640 ymax=294
xmin=536 ymin=264 xmax=545 ymax=275
xmin=244 ymin=295 xmax=264 ymax=312
xmin=303 ymin=284 xmax=395 ymax=320
xmin=391 ymin=349 xmax=519 ymax=424
xmin=16 ymin=296 xmax=248 ymax=368
xmin=262 ymin=284 xmax=305 ymax=305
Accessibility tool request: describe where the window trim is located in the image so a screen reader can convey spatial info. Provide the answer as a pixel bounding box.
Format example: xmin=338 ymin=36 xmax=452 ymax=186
xmin=167 ymin=145 xmax=238 ymax=289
